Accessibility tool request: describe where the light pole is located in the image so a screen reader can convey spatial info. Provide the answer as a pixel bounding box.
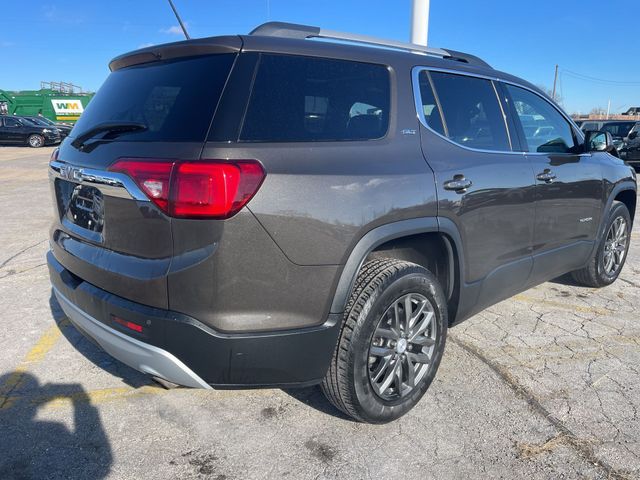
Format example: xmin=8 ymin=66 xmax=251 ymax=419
xmin=411 ymin=0 xmax=430 ymax=46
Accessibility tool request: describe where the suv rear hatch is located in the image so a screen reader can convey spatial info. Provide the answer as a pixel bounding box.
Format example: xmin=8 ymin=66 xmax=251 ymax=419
xmin=50 ymin=38 xmax=240 ymax=309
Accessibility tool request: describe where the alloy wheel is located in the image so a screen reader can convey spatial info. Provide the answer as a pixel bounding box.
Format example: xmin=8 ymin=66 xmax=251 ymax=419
xmin=602 ymin=216 xmax=628 ymax=276
xmin=368 ymin=293 xmax=437 ymax=400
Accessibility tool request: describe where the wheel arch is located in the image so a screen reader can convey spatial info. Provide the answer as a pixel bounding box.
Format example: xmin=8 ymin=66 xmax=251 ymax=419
xmin=329 ymin=217 xmax=464 ymax=324
xmin=599 ymin=182 xmax=637 ymax=240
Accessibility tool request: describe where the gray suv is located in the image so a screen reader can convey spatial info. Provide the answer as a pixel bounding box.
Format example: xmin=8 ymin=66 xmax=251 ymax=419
xmin=48 ymin=22 xmax=637 ymax=423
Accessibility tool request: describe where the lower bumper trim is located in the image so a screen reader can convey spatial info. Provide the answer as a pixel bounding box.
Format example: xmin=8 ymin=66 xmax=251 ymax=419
xmin=53 ymin=286 xmax=212 ymax=389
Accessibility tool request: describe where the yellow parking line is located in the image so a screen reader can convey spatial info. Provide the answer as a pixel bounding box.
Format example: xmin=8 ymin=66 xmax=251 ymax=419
xmin=513 ymin=294 xmax=613 ymax=316
xmin=0 ymin=319 xmax=69 ymax=409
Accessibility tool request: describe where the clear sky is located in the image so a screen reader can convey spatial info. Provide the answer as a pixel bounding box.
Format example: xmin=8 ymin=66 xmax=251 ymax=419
xmin=1 ymin=1 xmax=638 ymax=115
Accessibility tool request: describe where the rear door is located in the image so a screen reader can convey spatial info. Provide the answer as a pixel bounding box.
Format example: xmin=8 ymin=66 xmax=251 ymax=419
xmin=50 ymin=51 xmax=237 ymax=308
xmin=502 ymin=84 xmax=603 ymax=283
xmin=1 ymin=116 xmax=25 ymax=143
xmin=415 ymin=69 xmax=536 ymax=316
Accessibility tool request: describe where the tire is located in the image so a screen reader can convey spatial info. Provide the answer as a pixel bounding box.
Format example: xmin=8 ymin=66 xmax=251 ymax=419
xmin=28 ymin=134 xmax=44 ymax=148
xmin=571 ymin=202 xmax=631 ymax=287
xmin=321 ymin=258 xmax=448 ymax=423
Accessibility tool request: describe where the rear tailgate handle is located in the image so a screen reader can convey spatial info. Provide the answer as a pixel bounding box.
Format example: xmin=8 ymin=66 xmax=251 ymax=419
xmin=444 ymin=175 xmax=472 ymax=193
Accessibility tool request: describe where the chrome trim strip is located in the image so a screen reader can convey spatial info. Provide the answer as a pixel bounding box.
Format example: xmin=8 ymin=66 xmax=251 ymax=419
xmin=53 ymin=286 xmax=212 ymax=389
xmin=411 ymin=66 xmax=586 ymax=155
xmin=49 ymin=160 xmax=149 ymax=201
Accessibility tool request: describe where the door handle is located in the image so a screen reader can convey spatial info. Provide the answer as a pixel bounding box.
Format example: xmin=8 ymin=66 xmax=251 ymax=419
xmin=536 ymin=169 xmax=557 ymax=183
xmin=444 ymin=174 xmax=472 ymax=193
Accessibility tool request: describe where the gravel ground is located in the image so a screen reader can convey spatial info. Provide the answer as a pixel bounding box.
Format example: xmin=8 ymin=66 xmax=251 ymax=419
xmin=0 ymin=146 xmax=638 ymax=479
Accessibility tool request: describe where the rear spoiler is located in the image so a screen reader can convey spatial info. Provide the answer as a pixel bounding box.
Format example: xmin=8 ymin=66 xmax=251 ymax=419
xmin=109 ymin=35 xmax=242 ymax=71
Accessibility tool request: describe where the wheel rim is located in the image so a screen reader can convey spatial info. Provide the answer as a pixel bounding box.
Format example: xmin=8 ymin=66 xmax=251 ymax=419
xmin=602 ymin=216 xmax=628 ymax=276
xmin=367 ymin=293 xmax=437 ymax=401
xmin=29 ymin=136 xmax=42 ymax=147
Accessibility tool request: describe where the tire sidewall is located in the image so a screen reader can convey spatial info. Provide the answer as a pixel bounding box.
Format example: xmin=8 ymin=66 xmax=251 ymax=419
xmin=595 ymin=203 xmax=631 ymax=285
xmin=348 ymin=267 xmax=447 ymax=423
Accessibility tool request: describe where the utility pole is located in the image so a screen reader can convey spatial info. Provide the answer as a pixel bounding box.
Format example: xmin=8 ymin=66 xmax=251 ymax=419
xmin=411 ymin=0 xmax=430 ymax=46
xmin=167 ymin=0 xmax=190 ymax=39
xmin=552 ymin=64 xmax=558 ymax=101
xmin=606 ymin=99 xmax=611 ymax=120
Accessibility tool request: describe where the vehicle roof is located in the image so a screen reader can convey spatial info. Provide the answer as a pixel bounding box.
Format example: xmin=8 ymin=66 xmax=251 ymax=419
xmin=109 ymin=26 xmax=548 ymax=101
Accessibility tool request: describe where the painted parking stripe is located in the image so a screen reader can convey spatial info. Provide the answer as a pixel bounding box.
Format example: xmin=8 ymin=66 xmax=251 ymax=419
xmin=0 ymin=319 xmax=69 ymax=409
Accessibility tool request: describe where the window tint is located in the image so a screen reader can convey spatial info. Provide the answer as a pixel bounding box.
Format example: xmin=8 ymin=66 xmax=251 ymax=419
xmin=4 ymin=117 xmax=20 ymax=127
xmin=429 ymin=72 xmax=510 ymax=151
xmin=240 ymin=55 xmax=390 ymax=142
xmin=601 ymin=122 xmax=634 ymax=138
xmin=505 ymin=84 xmax=576 ymax=153
xmin=581 ymin=122 xmax=598 ymax=132
xmin=417 ymin=71 xmax=445 ymax=136
xmin=72 ymin=54 xmax=235 ymax=142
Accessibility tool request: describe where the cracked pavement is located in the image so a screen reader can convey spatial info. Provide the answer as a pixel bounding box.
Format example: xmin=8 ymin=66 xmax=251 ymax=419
xmin=0 ymin=146 xmax=638 ymax=479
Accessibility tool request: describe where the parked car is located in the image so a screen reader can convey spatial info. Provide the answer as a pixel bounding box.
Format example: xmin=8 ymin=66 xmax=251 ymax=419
xmin=0 ymin=115 xmax=61 ymax=147
xmin=579 ymin=120 xmax=638 ymax=154
xmin=619 ymin=122 xmax=640 ymax=169
xmin=22 ymin=116 xmax=73 ymax=139
xmin=47 ymin=22 xmax=637 ymax=423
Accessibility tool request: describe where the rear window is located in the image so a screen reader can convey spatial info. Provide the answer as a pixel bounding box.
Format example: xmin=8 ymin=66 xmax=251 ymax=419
xmin=72 ymin=54 xmax=235 ymax=142
xmin=240 ymin=54 xmax=390 ymax=142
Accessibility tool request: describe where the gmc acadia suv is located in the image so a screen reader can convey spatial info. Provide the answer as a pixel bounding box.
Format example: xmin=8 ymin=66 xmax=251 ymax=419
xmin=47 ymin=22 xmax=637 ymax=423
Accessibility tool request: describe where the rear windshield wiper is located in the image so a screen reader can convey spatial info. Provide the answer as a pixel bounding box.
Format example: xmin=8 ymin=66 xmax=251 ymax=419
xmin=71 ymin=122 xmax=147 ymax=150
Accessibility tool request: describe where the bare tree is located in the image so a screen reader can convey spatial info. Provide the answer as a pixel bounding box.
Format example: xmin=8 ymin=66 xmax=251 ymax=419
xmin=590 ymin=106 xmax=607 ymax=116
xmin=536 ymin=84 xmax=562 ymax=104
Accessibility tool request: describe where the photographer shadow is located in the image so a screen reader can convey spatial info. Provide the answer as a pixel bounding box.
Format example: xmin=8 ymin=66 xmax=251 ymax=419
xmin=0 ymin=372 xmax=112 ymax=479
xmin=49 ymin=290 xmax=151 ymax=389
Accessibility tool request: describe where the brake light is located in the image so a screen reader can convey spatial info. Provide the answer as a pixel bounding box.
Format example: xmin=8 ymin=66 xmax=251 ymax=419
xmin=108 ymin=159 xmax=265 ymax=219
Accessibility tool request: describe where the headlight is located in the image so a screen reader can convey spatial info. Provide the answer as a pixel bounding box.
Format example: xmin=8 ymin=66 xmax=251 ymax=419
xmin=42 ymin=129 xmax=51 ymax=133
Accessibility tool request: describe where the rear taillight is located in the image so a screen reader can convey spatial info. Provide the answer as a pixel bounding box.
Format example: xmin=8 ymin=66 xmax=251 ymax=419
xmin=109 ymin=159 xmax=265 ymax=219
xmin=50 ymin=148 xmax=59 ymax=163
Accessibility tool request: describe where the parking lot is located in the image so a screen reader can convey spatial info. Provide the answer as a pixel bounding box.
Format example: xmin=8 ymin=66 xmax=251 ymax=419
xmin=0 ymin=145 xmax=638 ymax=479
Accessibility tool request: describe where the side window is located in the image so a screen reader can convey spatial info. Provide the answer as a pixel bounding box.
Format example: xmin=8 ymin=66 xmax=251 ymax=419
xmin=4 ymin=117 xmax=20 ymax=127
xmin=505 ymin=84 xmax=576 ymax=154
xmin=416 ymin=71 xmax=445 ymax=136
xmin=429 ymin=72 xmax=510 ymax=151
xmin=241 ymin=55 xmax=390 ymax=142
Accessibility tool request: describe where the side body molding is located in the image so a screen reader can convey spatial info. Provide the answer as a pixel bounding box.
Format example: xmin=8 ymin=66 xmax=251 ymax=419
xmin=329 ymin=217 xmax=465 ymax=315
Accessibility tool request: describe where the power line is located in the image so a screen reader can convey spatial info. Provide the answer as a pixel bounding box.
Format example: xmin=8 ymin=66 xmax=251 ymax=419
xmin=561 ymin=69 xmax=640 ymax=86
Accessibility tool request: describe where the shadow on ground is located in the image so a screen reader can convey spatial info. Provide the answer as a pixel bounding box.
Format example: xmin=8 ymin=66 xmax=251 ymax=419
xmin=0 ymin=372 xmax=112 ymax=479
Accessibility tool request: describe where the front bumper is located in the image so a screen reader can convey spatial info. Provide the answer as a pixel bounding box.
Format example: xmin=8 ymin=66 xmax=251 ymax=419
xmin=48 ymin=251 xmax=341 ymax=388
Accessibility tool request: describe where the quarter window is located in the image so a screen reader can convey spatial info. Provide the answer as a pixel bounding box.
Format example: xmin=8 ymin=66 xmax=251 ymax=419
xmin=240 ymin=55 xmax=390 ymax=142
xmin=416 ymin=71 xmax=445 ymax=136
xmin=428 ymin=72 xmax=511 ymax=151
xmin=505 ymin=84 xmax=577 ymax=154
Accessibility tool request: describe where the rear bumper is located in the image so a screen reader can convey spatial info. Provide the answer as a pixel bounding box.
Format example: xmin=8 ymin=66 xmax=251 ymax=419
xmin=54 ymin=286 xmax=211 ymax=388
xmin=48 ymin=251 xmax=341 ymax=388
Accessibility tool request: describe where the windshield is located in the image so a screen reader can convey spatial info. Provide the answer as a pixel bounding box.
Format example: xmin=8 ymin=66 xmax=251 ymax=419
xmin=602 ymin=122 xmax=635 ymax=138
xmin=25 ymin=117 xmax=48 ymax=126
xmin=72 ymin=54 xmax=235 ymax=142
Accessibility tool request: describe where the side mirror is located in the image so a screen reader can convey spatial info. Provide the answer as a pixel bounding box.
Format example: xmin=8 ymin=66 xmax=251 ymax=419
xmin=585 ymin=130 xmax=613 ymax=152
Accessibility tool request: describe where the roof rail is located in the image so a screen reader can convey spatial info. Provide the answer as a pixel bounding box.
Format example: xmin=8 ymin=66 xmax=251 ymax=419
xmin=249 ymin=22 xmax=492 ymax=69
